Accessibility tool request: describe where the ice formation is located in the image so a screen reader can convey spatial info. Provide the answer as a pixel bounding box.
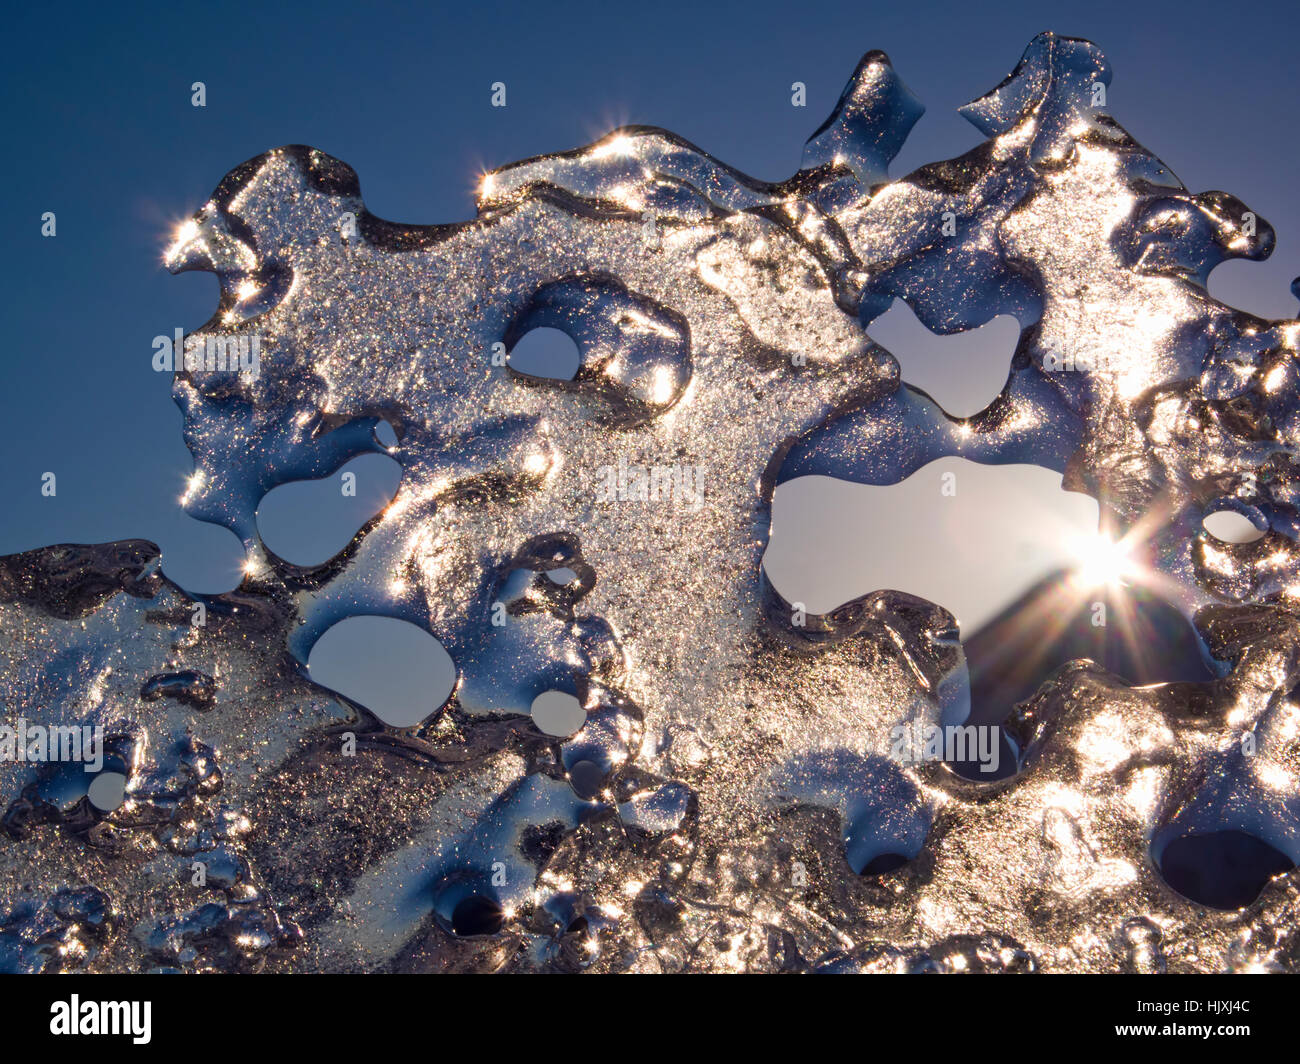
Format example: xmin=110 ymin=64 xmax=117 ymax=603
xmin=2 ymin=33 xmax=1299 ymax=973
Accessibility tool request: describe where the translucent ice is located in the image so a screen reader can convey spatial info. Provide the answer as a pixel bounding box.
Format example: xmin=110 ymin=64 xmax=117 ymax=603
xmin=2 ymin=32 xmax=1299 ymax=973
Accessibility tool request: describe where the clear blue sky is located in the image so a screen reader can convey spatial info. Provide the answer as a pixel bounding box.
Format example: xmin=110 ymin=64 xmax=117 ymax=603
xmin=2 ymin=0 xmax=1297 ymax=590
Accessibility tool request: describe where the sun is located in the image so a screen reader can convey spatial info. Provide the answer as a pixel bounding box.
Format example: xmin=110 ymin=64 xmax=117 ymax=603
xmin=1070 ymin=531 xmax=1136 ymax=589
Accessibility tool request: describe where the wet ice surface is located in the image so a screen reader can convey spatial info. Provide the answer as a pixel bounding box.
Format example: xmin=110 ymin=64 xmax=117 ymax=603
xmin=3 ymin=32 xmax=1300 ymax=972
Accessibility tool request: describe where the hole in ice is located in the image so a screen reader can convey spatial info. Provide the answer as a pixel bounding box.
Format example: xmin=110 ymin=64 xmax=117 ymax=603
xmin=1202 ymin=508 xmax=1265 ymax=544
xmin=767 ymin=458 xmax=1212 ymax=754
xmin=859 ymin=852 xmax=911 ymax=875
xmin=307 ymin=615 xmax=456 ymax=729
xmin=531 ymin=689 xmax=587 ymax=738
xmin=451 ymin=895 xmax=505 ymax=936
xmin=865 ymin=300 xmax=1020 ymax=417
xmin=567 ymin=759 xmax=605 ymax=798
xmin=432 ymin=875 xmax=505 ymax=937
xmin=508 ymin=326 xmax=580 ymax=381
xmin=766 ymin=459 xmax=1100 ymax=634
xmin=86 ymin=772 xmax=127 ymax=812
xmin=1157 ymin=831 xmax=1294 ymax=910
xmin=373 ymin=419 xmax=399 ymax=449
xmin=256 ymin=452 xmax=402 ymax=567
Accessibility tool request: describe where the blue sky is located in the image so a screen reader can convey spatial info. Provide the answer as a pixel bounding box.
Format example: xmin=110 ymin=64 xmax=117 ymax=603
xmin=2 ymin=0 xmax=1296 ymax=590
